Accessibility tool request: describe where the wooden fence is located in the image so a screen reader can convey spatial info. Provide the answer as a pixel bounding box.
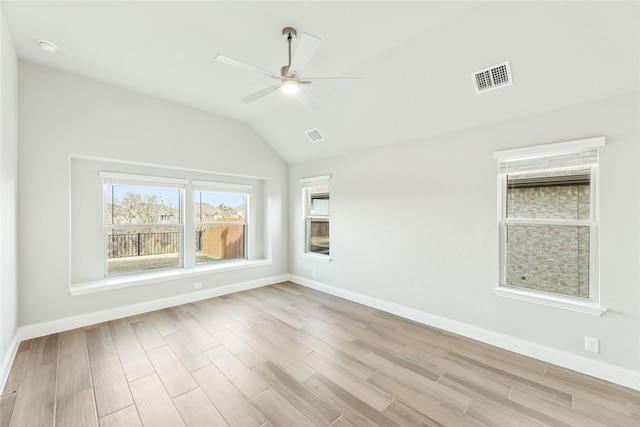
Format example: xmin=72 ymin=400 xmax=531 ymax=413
xmin=200 ymin=220 xmax=244 ymax=259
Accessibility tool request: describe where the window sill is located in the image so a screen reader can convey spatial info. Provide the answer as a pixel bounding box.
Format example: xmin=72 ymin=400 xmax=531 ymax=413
xmin=494 ymin=286 xmax=606 ymax=316
xmin=70 ymin=258 xmax=272 ymax=296
xmin=302 ymin=253 xmax=332 ymax=263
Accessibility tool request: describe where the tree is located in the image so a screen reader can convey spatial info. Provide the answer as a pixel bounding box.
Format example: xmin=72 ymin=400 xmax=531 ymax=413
xmin=108 ymin=192 xmax=178 ymax=224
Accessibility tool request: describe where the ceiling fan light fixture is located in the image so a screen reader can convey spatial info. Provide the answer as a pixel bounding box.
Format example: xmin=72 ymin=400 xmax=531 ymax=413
xmin=281 ymin=79 xmax=299 ymax=94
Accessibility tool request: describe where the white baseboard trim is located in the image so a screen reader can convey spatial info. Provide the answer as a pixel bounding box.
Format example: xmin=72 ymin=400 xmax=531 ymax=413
xmin=19 ymin=274 xmax=289 ymax=341
xmin=0 ymin=333 xmax=20 ymax=393
xmin=290 ymin=275 xmax=640 ymax=391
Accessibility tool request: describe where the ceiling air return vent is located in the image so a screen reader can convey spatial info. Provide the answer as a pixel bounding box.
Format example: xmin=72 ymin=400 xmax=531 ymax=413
xmin=305 ymin=128 xmax=326 ymax=143
xmin=471 ymin=61 xmax=512 ymax=94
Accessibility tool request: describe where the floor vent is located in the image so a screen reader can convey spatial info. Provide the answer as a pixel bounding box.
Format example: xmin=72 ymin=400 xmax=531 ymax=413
xmin=305 ymin=128 xmax=326 ymax=143
xmin=471 ymin=61 xmax=512 ymax=94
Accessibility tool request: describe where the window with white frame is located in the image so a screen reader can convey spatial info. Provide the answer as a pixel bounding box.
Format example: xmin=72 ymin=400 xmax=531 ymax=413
xmin=102 ymin=173 xmax=186 ymax=275
xmin=302 ymin=175 xmax=331 ymax=257
xmin=194 ymin=181 xmax=250 ymax=265
xmin=493 ymin=137 xmax=605 ymax=310
xmin=101 ymin=173 xmax=252 ymax=276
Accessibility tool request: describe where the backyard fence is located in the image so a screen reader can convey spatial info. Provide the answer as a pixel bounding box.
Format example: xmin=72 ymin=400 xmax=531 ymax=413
xmin=200 ymin=224 xmax=244 ymax=259
xmin=109 ymin=223 xmax=244 ymax=260
xmin=108 ymin=231 xmax=179 ymax=258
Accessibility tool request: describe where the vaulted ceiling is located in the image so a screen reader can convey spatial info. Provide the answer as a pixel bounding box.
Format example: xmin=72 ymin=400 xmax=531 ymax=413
xmin=4 ymin=1 xmax=638 ymax=163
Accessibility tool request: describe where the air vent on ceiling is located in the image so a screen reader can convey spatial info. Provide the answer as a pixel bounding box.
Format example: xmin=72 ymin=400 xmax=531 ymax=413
xmin=471 ymin=61 xmax=512 ymax=94
xmin=305 ymin=128 xmax=326 ymax=143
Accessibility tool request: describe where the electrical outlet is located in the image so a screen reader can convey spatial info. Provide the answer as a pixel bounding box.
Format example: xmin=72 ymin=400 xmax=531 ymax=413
xmin=585 ymin=336 xmax=600 ymax=353
xmin=193 ymin=282 xmax=202 ymax=290
xmin=312 ymin=270 xmax=316 ymax=279
xmin=2 ymin=335 xmax=7 ymax=352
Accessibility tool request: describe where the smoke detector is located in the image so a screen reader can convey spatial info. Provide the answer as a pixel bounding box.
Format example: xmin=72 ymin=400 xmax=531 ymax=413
xmin=37 ymin=39 xmax=58 ymax=53
xmin=471 ymin=61 xmax=512 ymax=94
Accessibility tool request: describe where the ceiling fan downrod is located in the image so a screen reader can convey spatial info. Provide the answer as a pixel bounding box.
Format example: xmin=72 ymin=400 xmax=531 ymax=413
xmin=281 ymin=27 xmax=297 ymax=77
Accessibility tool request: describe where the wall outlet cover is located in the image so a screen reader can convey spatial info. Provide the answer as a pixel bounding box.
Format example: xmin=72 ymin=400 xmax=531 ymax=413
xmin=585 ymin=336 xmax=600 ymax=353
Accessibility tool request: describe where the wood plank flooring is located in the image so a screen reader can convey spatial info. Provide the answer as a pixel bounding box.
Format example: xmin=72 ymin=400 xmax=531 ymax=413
xmin=1 ymin=282 xmax=639 ymax=426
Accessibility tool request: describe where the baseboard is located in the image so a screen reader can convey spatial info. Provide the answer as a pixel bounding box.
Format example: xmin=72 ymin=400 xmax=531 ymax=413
xmin=0 ymin=333 xmax=20 ymax=393
xmin=289 ymin=275 xmax=640 ymax=391
xmin=19 ymin=274 xmax=289 ymax=341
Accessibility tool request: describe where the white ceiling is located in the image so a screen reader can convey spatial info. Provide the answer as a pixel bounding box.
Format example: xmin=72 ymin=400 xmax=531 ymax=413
xmin=3 ymin=1 xmax=639 ymax=163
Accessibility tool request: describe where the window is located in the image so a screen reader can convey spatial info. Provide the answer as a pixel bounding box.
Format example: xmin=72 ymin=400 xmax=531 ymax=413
xmin=101 ymin=173 xmax=252 ymax=276
xmin=195 ymin=188 xmax=247 ymax=265
xmin=103 ymin=176 xmax=186 ymax=275
xmin=494 ymin=137 xmax=605 ymax=313
xmin=302 ymin=175 xmax=331 ymax=257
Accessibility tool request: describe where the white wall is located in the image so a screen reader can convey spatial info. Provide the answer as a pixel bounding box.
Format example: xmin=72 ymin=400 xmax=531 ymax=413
xmin=18 ymin=61 xmax=288 ymax=326
xmin=289 ymin=93 xmax=640 ymax=376
xmin=0 ymin=3 xmax=19 ymax=384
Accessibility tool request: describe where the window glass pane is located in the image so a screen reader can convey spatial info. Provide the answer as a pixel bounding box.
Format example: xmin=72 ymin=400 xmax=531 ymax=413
xmin=196 ymin=224 xmax=245 ymax=264
xmin=507 ymin=167 xmax=590 ymax=220
xmin=308 ymin=218 xmax=330 ymax=255
xmin=107 ymin=227 xmax=179 ymax=274
xmin=309 ymin=185 xmax=330 ymax=216
xmin=106 ymin=185 xmax=180 ymax=224
xmin=195 ymin=191 xmax=245 ymax=223
xmin=505 ymin=224 xmax=590 ymax=298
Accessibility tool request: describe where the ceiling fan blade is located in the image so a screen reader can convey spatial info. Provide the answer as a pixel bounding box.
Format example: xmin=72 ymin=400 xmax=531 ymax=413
xmin=240 ymin=84 xmax=281 ymax=103
xmin=287 ymin=32 xmax=321 ymax=77
xmin=304 ymin=77 xmax=363 ymax=88
xmin=296 ymin=89 xmax=317 ymax=109
xmin=215 ymin=54 xmax=280 ymax=80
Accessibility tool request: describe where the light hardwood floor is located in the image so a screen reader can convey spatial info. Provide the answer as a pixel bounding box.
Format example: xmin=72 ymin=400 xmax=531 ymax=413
xmin=1 ymin=282 xmax=639 ymax=426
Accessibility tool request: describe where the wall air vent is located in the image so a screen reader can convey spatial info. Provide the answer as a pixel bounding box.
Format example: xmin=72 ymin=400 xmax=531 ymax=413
xmin=305 ymin=128 xmax=326 ymax=143
xmin=471 ymin=61 xmax=512 ymax=94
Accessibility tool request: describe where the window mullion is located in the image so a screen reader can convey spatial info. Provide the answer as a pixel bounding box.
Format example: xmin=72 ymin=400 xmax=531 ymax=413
xmin=183 ymin=185 xmax=195 ymax=269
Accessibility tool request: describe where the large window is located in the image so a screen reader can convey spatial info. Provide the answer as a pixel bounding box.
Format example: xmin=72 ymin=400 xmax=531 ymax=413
xmin=195 ymin=189 xmax=247 ymax=265
xmin=102 ymin=173 xmax=251 ymax=276
xmin=494 ymin=137 xmax=604 ymax=311
xmin=302 ymin=175 xmax=331 ymax=257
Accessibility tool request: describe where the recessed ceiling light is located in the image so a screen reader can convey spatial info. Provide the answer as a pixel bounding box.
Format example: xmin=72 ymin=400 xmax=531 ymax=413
xmin=36 ymin=40 xmax=58 ymax=53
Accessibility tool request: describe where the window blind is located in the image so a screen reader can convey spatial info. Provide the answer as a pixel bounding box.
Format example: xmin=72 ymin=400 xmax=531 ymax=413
xmin=300 ymin=174 xmax=331 ymax=187
xmin=494 ymin=136 xmax=605 ymax=174
xmin=99 ymin=171 xmax=188 ymax=187
xmin=499 ymin=149 xmax=599 ymax=174
xmin=192 ymin=180 xmax=252 ymax=193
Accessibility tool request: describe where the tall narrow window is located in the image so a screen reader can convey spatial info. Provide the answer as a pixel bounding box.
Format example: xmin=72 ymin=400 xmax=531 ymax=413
xmin=102 ymin=174 xmax=186 ymax=275
xmin=494 ymin=137 xmax=604 ymax=310
xmin=302 ymin=175 xmax=331 ymax=257
xmin=193 ymin=181 xmax=250 ymax=265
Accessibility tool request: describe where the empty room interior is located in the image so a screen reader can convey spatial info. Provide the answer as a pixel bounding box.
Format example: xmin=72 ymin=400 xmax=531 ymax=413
xmin=1 ymin=1 xmax=639 ymax=426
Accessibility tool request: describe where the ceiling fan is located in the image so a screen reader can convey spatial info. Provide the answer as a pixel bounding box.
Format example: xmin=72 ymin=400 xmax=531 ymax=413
xmin=215 ymin=27 xmax=361 ymax=107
